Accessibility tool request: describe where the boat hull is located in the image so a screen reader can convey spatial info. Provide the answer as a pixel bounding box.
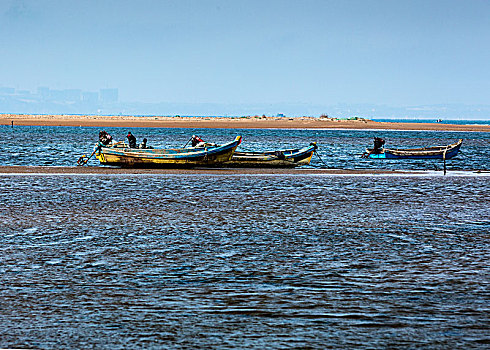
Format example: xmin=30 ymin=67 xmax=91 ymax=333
xmin=220 ymin=143 xmax=317 ymax=168
xmin=95 ymin=136 xmax=242 ymax=168
xmin=367 ymin=139 xmax=462 ymax=160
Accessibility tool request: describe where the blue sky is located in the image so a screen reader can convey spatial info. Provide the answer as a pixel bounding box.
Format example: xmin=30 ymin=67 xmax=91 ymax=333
xmin=1 ymin=0 xmax=489 ymax=110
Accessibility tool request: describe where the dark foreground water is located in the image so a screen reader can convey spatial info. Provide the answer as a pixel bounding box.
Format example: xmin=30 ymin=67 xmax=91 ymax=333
xmin=1 ymin=174 xmax=489 ymax=349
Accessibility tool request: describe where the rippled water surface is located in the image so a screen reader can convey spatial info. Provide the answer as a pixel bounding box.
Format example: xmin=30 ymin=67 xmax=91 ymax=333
xmin=1 ymin=174 xmax=489 ymax=348
xmin=1 ymin=125 xmax=489 ymax=170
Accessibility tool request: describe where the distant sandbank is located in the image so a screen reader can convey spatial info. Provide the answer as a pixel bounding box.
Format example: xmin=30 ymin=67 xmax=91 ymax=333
xmin=1 ymin=113 xmax=489 ymax=132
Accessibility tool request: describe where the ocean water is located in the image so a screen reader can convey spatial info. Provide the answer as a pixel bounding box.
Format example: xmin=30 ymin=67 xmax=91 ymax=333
xmin=0 ymin=175 xmax=489 ymax=348
xmin=373 ymin=119 xmax=490 ymax=126
xmin=1 ymin=124 xmax=489 ymax=348
xmin=0 ymin=124 xmax=489 ymax=171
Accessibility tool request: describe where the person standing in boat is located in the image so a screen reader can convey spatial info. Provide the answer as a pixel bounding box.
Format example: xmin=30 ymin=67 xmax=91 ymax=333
xmin=191 ymin=135 xmax=205 ymax=147
xmin=139 ymin=138 xmax=148 ymax=149
xmin=99 ymin=130 xmax=113 ymax=145
xmin=373 ymin=137 xmax=385 ymax=154
xmin=127 ymin=132 xmax=137 ymax=148
xmin=362 ymin=137 xmax=385 ymax=158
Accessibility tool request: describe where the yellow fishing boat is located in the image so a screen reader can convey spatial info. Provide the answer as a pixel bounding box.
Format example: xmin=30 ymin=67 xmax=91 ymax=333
xmin=83 ymin=136 xmax=242 ymax=168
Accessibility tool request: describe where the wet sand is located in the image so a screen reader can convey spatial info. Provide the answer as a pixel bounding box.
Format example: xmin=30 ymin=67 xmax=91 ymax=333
xmin=0 ymin=165 xmax=421 ymax=175
xmin=1 ymin=113 xmax=489 ymax=132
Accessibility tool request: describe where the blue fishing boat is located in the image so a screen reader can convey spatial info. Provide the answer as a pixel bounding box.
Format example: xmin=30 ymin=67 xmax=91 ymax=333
xmin=222 ymin=143 xmax=318 ymax=168
xmin=364 ymin=139 xmax=463 ymax=160
xmin=87 ymin=136 xmax=242 ymax=168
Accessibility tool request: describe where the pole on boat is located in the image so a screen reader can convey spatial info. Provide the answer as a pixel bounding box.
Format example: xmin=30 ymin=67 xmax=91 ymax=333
xmin=183 ymin=137 xmax=193 ymax=148
xmin=443 ymin=149 xmax=447 ymax=175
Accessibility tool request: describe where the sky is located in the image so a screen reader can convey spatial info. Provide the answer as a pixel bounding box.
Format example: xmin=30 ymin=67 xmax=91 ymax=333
xmin=0 ymin=0 xmax=489 ymax=112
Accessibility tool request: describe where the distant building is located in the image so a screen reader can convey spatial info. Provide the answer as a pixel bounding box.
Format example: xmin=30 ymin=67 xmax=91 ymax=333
xmin=100 ymin=88 xmax=118 ymax=103
xmin=0 ymin=87 xmax=15 ymax=95
xmin=64 ymin=89 xmax=81 ymax=102
xmin=36 ymin=87 xmax=81 ymax=102
xmin=82 ymin=91 xmax=99 ymax=104
xmin=49 ymin=90 xmax=66 ymax=101
xmin=37 ymin=87 xmax=50 ymax=100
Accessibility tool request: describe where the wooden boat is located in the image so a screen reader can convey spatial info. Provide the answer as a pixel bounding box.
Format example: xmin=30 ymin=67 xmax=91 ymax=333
xmin=365 ymin=139 xmax=463 ymax=159
xmin=220 ymin=142 xmax=318 ymax=168
xmin=94 ymin=136 xmax=242 ymax=168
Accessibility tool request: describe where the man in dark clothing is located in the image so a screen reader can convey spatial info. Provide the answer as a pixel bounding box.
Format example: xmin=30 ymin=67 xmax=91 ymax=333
xmin=362 ymin=137 xmax=386 ymax=158
xmin=373 ymin=137 xmax=385 ymax=154
xmin=99 ymin=130 xmax=113 ymax=145
xmin=127 ymin=132 xmax=137 ymax=148
xmin=139 ymin=138 xmax=148 ymax=149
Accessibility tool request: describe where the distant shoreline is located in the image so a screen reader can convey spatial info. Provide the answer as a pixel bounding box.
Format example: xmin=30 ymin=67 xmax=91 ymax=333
xmin=1 ymin=113 xmax=489 ymax=132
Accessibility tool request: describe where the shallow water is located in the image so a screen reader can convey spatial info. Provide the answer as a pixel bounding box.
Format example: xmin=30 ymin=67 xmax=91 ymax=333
xmin=1 ymin=125 xmax=489 ymax=171
xmin=1 ymin=174 xmax=489 ymax=348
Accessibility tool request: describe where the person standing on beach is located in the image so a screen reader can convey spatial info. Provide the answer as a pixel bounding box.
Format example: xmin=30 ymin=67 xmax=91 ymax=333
xmin=127 ymin=132 xmax=137 ymax=148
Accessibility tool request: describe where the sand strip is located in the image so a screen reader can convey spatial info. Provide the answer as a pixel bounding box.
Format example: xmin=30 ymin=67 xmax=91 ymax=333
xmin=0 ymin=165 xmax=427 ymax=175
xmin=1 ymin=114 xmax=488 ymax=132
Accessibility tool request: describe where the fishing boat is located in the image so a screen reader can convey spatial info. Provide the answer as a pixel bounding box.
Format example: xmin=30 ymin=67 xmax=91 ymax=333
xmin=87 ymin=136 xmax=242 ymax=168
xmin=364 ymin=139 xmax=463 ymax=159
xmin=220 ymin=142 xmax=318 ymax=168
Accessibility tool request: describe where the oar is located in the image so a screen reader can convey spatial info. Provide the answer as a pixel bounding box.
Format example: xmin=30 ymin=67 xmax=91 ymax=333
xmin=77 ymin=145 xmax=99 ymax=166
xmin=183 ymin=137 xmax=193 ymax=148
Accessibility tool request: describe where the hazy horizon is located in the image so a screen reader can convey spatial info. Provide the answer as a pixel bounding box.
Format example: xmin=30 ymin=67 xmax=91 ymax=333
xmin=1 ymin=0 xmax=489 ymax=119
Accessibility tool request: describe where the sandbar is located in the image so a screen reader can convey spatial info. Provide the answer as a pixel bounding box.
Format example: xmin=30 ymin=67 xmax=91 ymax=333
xmin=0 ymin=165 xmax=426 ymax=175
xmin=1 ymin=113 xmax=488 ymax=132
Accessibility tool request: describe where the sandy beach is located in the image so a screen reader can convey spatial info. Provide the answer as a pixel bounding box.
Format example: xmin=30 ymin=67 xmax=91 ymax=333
xmin=1 ymin=113 xmax=489 ymax=132
xmin=0 ymin=165 xmax=425 ymax=175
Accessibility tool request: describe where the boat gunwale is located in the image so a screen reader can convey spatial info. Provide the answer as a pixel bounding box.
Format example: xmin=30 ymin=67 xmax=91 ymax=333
xmin=218 ymin=143 xmax=317 ymax=167
xmin=384 ymin=139 xmax=462 ymax=153
xmin=231 ymin=144 xmax=316 ymax=161
xmin=98 ymin=136 xmax=242 ymax=161
xmin=384 ymin=139 xmax=462 ymax=156
xmin=94 ymin=136 xmax=242 ymax=168
xmin=366 ymin=139 xmax=463 ymax=159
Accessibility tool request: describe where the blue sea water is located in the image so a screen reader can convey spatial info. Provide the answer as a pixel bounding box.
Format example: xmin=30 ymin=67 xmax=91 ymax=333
xmin=0 ymin=124 xmax=489 ymax=171
xmin=373 ymin=118 xmax=490 ymax=126
xmin=1 ymin=174 xmax=489 ymax=348
xmin=0 ymin=123 xmax=489 ymax=348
